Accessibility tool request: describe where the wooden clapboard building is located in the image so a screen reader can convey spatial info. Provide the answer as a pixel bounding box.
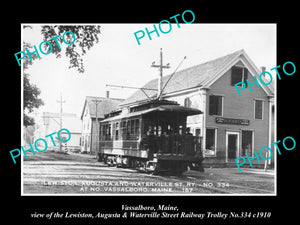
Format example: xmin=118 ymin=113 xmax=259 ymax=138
xmin=80 ymin=93 xmax=124 ymax=154
xmin=120 ymin=49 xmax=275 ymax=167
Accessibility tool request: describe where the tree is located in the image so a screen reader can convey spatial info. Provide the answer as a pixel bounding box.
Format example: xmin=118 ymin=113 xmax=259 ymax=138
xmin=40 ymin=25 xmax=101 ymax=73
xmin=23 ymin=25 xmax=101 ymax=126
xmin=23 ymin=73 xmax=44 ymax=126
xmin=24 ymin=125 xmax=35 ymax=144
xmin=23 ymin=42 xmax=44 ymax=127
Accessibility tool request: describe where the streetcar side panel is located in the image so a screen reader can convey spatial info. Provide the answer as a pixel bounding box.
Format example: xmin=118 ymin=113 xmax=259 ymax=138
xmin=98 ymin=102 xmax=204 ymax=173
xmin=99 ymin=116 xmax=148 ymax=159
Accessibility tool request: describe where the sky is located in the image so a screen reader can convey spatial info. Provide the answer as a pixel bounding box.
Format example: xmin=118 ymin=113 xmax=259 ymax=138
xmin=23 ymin=23 xmax=276 ymax=118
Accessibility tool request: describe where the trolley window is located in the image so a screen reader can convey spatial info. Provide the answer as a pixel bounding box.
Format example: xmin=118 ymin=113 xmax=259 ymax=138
xmin=115 ymin=122 xmax=119 ymax=140
xmin=121 ymin=121 xmax=127 ymax=139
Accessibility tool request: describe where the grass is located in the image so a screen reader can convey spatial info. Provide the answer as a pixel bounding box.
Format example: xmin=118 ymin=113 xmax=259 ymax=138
xmin=23 ymin=150 xmax=95 ymax=162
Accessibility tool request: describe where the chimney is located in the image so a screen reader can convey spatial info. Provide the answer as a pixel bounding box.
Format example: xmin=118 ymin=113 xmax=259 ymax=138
xmin=106 ymin=90 xmax=110 ymax=98
xmin=260 ymin=66 xmax=270 ymax=83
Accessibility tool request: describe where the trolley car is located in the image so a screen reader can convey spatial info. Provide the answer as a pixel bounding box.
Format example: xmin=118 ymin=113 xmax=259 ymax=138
xmin=98 ymin=99 xmax=204 ymax=175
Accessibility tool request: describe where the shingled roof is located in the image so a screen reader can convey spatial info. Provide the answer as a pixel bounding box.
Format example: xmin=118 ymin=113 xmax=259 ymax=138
xmin=120 ymin=49 xmax=274 ymax=106
xmin=81 ymin=96 xmax=124 ymax=120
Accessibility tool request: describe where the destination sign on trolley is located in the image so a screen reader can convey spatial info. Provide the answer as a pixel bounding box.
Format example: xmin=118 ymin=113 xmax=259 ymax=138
xmin=215 ymin=117 xmax=250 ymax=125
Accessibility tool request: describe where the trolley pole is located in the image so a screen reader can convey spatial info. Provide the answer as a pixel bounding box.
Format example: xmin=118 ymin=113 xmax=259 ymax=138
xmin=151 ymin=48 xmax=170 ymax=100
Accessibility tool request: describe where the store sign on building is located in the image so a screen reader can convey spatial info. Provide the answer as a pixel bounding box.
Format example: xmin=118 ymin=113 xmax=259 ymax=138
xmin=215 ymin=117 xmax=250 ymax=125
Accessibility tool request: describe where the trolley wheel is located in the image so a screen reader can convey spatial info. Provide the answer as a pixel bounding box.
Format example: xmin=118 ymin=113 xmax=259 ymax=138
xmin=153 ymin=160 xmax=169 ymax=175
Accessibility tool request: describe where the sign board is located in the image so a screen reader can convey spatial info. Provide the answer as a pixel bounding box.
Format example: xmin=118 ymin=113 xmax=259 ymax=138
xmin=215 ymin=117 xmax=250 ymax=125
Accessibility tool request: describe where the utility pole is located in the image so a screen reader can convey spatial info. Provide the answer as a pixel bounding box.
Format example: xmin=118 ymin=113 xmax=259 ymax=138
xmin=151 ymin=48 xmax=170 ymax=100
xmin=92 ymin=99 xmax=102 ymax=157
xmin=57 ymin=93 xmax=66 ymax=152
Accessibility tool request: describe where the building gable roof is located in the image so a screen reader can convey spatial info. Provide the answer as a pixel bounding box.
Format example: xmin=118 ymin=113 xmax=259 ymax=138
xmin=120 ymin=49 xmax=274 ymax=106
xmin=80 ymin=96 xmax=124 ymax=120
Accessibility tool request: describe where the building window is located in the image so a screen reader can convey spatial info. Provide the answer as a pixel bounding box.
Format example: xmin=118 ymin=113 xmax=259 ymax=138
xmin=241 ymin=130 xmax=253 ymax=156
xmin=205 ymin=128 xmax=217 ymax=156
xmin=231 ymin=66 xmax=248 ymax=86
xmin=209 ymin=95 xmax=223 ymax=116
xmin=184 ymin=97 xmax=192 ymax=108
xmin=254 ymin=99 xmax=264 ymax=119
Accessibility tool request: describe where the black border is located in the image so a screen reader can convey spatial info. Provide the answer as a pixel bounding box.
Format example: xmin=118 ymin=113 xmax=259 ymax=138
xmin=4 ymin=4 xmax=297 ymax=225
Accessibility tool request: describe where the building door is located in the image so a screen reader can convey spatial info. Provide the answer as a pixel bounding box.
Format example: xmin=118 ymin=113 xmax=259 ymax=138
xmin=84 ymin=136 xmax=88 ymax=151
xmin=226 ymin=131 xmax=239 ymax=162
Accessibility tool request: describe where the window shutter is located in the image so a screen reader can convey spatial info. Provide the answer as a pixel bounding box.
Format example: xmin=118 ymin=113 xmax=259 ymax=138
xmin=231 ymin=67 xmax=238 ymax=86
xmin=209 ymin=95 xmax=215 ymax=115
xmin=217 ymin=96 xmax=222 ymax=115
xmin=244 ymin=68 xmax=248 ymax=87
xmin=209 ymin=95 xmax=222 ymax=116
xmin=255 ymin=100 xmax=263 ymax=119
xmin=231 ymin=66 xmax=243 ymax=86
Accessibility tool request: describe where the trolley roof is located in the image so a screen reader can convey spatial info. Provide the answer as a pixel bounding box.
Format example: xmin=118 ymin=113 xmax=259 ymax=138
xmin=100 ymin=104 xmax=202 ymax=123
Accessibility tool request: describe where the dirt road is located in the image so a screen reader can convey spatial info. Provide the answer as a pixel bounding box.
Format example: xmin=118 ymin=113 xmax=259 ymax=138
xmin=22 ymin=151 xmax=275 ymax=195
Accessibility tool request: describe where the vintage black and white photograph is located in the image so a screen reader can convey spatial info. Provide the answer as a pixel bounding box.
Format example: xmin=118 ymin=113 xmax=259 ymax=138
xmin=21 ymin=23 xmax=276 ymax=195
